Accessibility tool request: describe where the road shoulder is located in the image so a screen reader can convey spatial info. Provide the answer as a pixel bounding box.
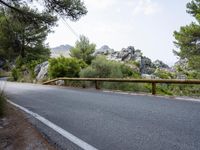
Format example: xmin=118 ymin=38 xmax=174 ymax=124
xmin=0 ymin=102 xmax=56 ymax=150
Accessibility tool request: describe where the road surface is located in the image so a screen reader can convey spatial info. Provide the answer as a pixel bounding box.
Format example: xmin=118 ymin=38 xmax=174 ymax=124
xmin=2 ymin=81 xmax=200 ymax=150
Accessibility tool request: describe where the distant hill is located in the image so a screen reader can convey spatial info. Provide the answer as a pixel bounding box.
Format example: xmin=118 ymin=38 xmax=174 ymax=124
xmin=51 ymin=44 xmax=72 ymax=51
xmin=50 ymin=44 xmax=72 ymax=58
xmin=94 ymin=45 xmax=114 ymax=55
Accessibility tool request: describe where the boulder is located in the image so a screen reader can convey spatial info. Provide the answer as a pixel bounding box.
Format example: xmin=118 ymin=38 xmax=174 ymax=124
xmin=119 ymin=46 xmax=135 ymax=61
xmin=55 ymin=80 xmax=65 ymax=86
xmin=35 ymin=61 xmax=49 ymax=81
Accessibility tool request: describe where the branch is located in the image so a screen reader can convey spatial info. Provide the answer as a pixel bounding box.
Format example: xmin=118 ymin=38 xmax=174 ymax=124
xmin=0 ymin=0 xmax=41 ymax=25
xmin=0 ymin=0 xmax=24 ymax=14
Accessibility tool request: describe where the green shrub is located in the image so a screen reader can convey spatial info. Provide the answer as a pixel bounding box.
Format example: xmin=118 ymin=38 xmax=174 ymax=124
xmin=0 ymin=91 xmax=6 ymax=117
xmin=79 ymin=66 xmax=97 ymax=78
xmin=11 ymin=68 xmax=21 ymax=81
xmin=154 ymin=69 xmax=174 ymax=79
xmin=187 ymin=71 xmax=200 ymax=79
xmin=80 ymin=56 xmax=136 ymax=78
xmin=48 ymin=56 xmax=86 ymax=78
xmin=80 ymin=56 xmax=144 ymax=91
xmin=10 ymin=56 xmax=48 ymax=82
xmin=128 ymin=60 xmax=140 ymax=68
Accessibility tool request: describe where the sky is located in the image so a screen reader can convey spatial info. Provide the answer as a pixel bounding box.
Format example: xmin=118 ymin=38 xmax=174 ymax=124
xmin=46 ymin=0 xmax=194 ymax=66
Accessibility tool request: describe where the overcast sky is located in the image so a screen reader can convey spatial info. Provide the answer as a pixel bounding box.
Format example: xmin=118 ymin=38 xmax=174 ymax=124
xmin=46 ymin=0 xmax=194 ymax=65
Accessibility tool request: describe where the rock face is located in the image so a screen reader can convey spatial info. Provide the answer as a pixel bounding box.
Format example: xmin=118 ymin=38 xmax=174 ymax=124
xmin=34 ymin=61 xmax=49 ymax=81
xmin=153 ymin=60 xmax=169 ymax=69
xmin=106 ymin=46 xmax=137 ymax=62
xmin=140 ymin=56 xmax=155 ymax=74
xmin=133 ymin=50 xmax=142 ymax=62
xmin=120 ymin=46 xmax=135 ymax=61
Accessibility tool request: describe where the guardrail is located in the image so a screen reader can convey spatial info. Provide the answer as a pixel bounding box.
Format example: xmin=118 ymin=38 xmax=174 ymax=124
xmin=43 ymin=78 xmax=200 ymax=95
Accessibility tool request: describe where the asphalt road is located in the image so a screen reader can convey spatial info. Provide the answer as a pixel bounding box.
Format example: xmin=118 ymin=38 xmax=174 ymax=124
xmin=3 ymin=81 xmax=200 ymax=150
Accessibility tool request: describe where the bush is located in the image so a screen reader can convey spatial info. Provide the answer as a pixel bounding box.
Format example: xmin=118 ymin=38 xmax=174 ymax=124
xmin=11 ymin=68 xmax=21 ymax=81
xmin=79 ymin=66 xmax=97 ymax=78
xmin=48 ymin=56 xmax=86 ymax=78
xmin=154 ymin=69 xmax=174 ymax=79
xmin=12 ymin=56 xmax=45 ymax=82
xmin=79 ymin=56 xmax=143 ymax=91
xmin=0 ymin=91 xmax=6 ymax=117
xmin=80 ymin=56 xmax=136 ymax=78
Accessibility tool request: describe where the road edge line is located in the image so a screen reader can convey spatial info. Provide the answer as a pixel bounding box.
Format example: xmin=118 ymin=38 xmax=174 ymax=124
xmin=7 ymin=100 xmax=98 ymax=150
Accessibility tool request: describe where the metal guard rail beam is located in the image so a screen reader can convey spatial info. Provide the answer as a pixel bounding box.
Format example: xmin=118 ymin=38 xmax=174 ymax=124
xmin=43 ymin=78 xmax=200 ymax=95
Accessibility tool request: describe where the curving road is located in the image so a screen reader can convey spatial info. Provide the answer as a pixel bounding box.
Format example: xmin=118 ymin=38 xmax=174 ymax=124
xmin=3 ymin=81 xmax=200 ymax=150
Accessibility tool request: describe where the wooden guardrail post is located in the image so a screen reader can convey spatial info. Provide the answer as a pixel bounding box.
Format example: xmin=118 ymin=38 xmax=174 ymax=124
xmin=95 ymin=80 xmax=100 ymax=90
xmin=152 ymin=82 xmax=156 ymax=95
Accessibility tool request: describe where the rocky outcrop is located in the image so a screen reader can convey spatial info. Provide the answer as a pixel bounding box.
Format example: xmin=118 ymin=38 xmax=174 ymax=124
xmin=120 ymin=46 xmax=135 ymax=61
xmin=99 ymin=45 xmax=167 ymax=75
xmin=153 ymin=60 xmax=169 ymax=69
xmin=133 ymin=50 xmax=142 ymax=62
xmin=140 ymin=56 xmax=156 ymax=74
xmin=106 ymin=46 xmax=137 ymax=62
xmin=34 ymin=61 xmax=49 ymax=81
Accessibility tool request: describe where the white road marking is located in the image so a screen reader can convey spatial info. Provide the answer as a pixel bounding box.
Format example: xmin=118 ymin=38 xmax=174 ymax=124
xmin=102 ymin=90 xmax=200 ymax=102
xmin=7 ymin=100 xmax=98 ymax=150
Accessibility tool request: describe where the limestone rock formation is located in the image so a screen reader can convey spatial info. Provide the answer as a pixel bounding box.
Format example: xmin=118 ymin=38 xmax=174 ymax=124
xmin=34 ymin=61 xmax=49 ymax=81
xmin=140 ymin=56 xmax=156 ymax=74
xmin=153 ymin=60 xmax=169 ymax=69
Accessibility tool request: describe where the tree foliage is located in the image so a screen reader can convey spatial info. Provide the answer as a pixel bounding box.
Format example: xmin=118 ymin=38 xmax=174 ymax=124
xmin=70 ymin=35 xmax=96 ymax=64
xmin=0 ymin=5 xmax=56 ymax=62
xmin=174 ymin=0 xmax=200 ymax=70
xmin=0 ymin=0 xmax=87 ymax=21
xmin=48 ymin=56 xmax=86 ymax=78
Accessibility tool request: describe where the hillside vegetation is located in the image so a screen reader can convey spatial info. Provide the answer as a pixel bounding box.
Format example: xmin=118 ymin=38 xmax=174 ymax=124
xmin=0 ymin=0 xmax=199 ymax=97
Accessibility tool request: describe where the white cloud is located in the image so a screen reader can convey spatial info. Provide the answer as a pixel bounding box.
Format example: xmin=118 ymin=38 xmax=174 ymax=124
xmin=133 ymin=0 xmax=160 ymax=16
